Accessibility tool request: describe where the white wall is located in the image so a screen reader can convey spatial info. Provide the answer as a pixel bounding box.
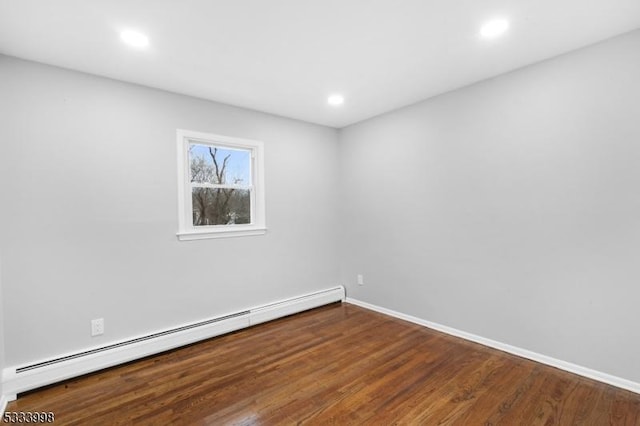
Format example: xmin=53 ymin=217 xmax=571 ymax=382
xmin=0 ymin=55 xmax=339 ymax=366
xmin=339 ymin=30 xmax=640 ymax=383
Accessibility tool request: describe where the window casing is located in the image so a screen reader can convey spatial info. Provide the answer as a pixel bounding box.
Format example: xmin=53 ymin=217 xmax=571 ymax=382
xmin=177 ymin=129 xmax=266 ymax=240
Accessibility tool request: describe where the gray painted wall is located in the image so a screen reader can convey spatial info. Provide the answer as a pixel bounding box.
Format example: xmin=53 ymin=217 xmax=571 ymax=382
xmin=0 ymin=55 xmax=339 ymax=366
xmin=339 ymin=30 xmax=640 ymax=382
xmin=0 ymin=259 xmax=5 ymax=398
xmin=1 ymin=29 xmax=639 ymax=386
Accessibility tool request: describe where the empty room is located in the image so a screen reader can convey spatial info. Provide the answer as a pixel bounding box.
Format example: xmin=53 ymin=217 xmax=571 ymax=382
xmin=1 ymin=0 xmax=640 ymax=424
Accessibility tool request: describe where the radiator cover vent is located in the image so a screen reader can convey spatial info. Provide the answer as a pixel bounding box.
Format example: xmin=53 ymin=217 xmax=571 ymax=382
xmin=16 ymin=311 xmax=250 ymax=373
xmin=2 ymin=285 xmax=346 ymax=399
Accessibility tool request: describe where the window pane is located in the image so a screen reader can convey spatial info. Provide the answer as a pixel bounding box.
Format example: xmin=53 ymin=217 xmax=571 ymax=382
xmin=189 ymin=143 xmax=251 ymax=185
xmin=192 ymin=188 xmax=251 ymax=226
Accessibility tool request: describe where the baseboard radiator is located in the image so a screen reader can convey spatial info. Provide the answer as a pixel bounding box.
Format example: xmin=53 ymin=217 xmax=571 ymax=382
xmin=2 ymin=286 xmax=345 ymax=399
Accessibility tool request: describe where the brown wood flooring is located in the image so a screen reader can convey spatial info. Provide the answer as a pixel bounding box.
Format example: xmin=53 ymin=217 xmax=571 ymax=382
xmin=4 ymin=302 xmax=640 ymax=425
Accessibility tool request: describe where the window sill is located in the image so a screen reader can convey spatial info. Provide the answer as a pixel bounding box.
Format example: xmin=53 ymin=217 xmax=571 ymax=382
xmin=177 ymin=227 xmax=267 ymax=241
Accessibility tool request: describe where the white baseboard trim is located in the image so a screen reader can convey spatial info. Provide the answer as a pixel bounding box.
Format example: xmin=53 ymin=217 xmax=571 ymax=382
xmin=346 ymin=297 xmax=640 ymax=395
xmin=2 ymin=286 xmax=345 ymax=397
xmin=1 ymin=394 xmax=8 ymax=417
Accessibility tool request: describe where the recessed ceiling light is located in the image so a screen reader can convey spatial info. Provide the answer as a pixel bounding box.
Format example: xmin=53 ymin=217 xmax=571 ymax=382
xmin=480 ymin=19 xmax=510 ymax=39
xmin=327 ymin=94 xmax=344 ymax=106
xmin=120 ymin=30 xmax=149 ymax=48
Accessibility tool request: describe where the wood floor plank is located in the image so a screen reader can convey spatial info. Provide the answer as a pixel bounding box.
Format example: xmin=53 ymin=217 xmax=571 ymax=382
xmin=3 ymin=302 xmax=640 ymax=425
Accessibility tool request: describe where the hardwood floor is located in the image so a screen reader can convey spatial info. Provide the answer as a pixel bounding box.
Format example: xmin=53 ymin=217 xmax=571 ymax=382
xmin=4 ymin=302 xmax=640 ymax=425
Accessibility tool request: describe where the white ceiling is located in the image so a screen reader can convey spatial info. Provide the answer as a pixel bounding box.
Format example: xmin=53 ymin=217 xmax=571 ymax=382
xmin=1 ymin=1 xmax=639 ymax=128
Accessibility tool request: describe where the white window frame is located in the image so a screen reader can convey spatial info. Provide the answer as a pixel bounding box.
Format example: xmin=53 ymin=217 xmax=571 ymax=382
xmin=176 ymin=129 xmax=266 ymax=240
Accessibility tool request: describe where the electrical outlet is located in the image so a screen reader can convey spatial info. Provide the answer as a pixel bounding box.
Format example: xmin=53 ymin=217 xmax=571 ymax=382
xmin=91 ymin=318 xmax=104 ymax=336
xmin=357 ymin=274 xmax=364 ymax=286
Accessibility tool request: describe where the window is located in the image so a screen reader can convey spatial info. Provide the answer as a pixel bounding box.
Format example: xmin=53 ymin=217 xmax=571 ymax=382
xmin=177 ymin=129 xmax=265 ymax=240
